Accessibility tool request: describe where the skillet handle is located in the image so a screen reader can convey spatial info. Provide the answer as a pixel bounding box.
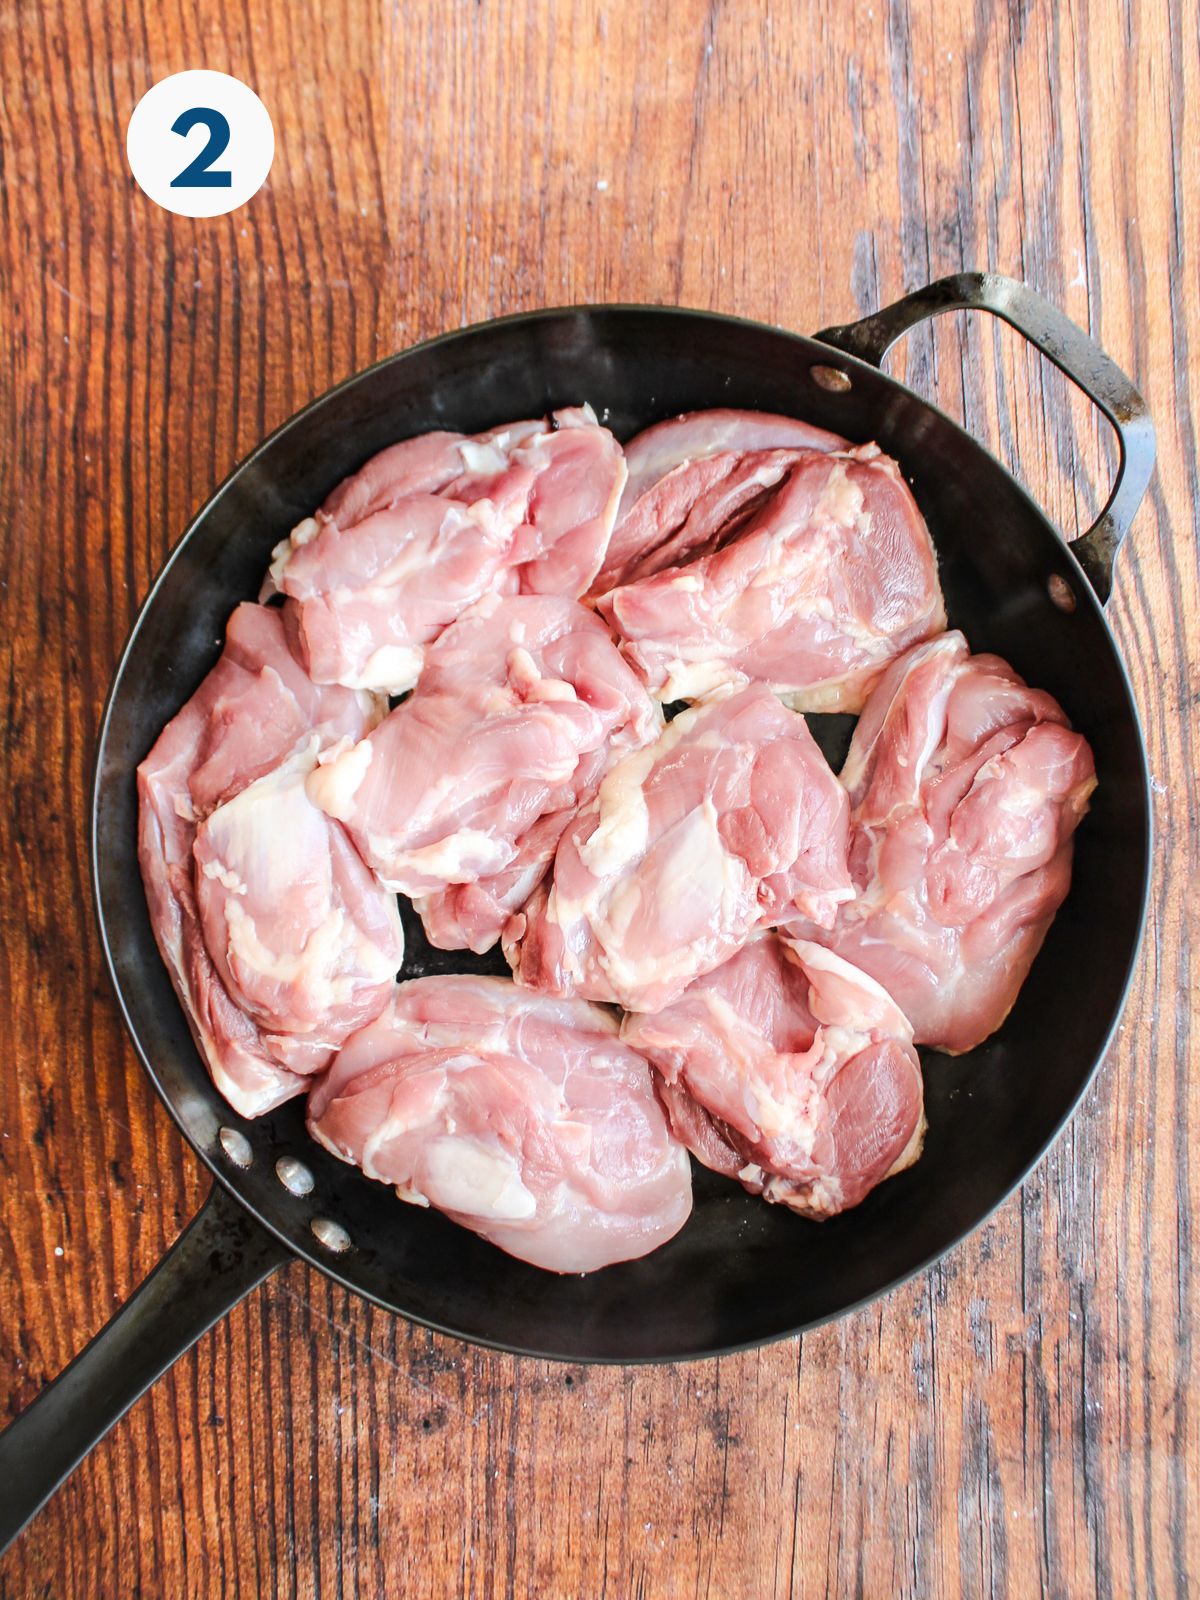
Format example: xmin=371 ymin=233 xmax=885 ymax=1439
xmin=815 ymin=271 xmax=1156 ymax=603
xmin=0 ymin=1180 xmax=287 ymax=1554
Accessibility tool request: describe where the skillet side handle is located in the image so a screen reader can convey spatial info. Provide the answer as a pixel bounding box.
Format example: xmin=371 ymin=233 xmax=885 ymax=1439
xmin=816 ymin=271 xmax=1156 ymax=603
xmin=0 ymin=1181 xmax=287 ymax=1555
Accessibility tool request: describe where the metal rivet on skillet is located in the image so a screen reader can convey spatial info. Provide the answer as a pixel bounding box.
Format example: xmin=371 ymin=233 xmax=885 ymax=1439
xmin=810 ymin=363 xmax=852 ymax=393
xmin=218 ymin=1126 xmax=253 ymax=1168
xmin=311 ymin=1217 xmax=352 ymax=1253
xmin=276 ymin=1155 xmax=315 ymax=1196
xmin=1047 ymin=573 xmax=1077 ymax=612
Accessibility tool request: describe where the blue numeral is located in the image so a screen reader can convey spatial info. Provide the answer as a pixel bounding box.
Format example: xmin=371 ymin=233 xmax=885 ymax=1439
xmin=169 ymin=107 xmax=233 ymax=188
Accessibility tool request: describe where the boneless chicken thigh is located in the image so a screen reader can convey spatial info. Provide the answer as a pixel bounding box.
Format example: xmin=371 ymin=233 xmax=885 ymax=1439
xmin=781 ymin=631 xmax=1097 ymax=1053
xmin=614 ymin=407 xmax=849 ymax=521
xmin=137 ymin=602 xmax=403 ymax=1117
xmin=306 ymin=593 xmax=661 ymax=951
xmin=193 ymin=748 xmax=405 ymax=1074
xmin=307 ymin=976 xmax=693 ymax=1272
xmin=598 ymin=406 xmax=851 ymax=595
xmin=596 ymin=445 xmax=945 ymax=711
xmin=597 ymin=447 xmax=814 ymax=594
xmin=504 ymin=683 xmax=852 ymax=1012
xmin=623 ymin=935 xmax=924 ymax=1217
xmin=269 ymin=406 xmax=626 ymax=694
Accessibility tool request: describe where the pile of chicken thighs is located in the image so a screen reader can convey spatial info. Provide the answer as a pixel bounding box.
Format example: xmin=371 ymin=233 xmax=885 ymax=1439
xmin=138 ymin=405 xmax=1096 ymax=1272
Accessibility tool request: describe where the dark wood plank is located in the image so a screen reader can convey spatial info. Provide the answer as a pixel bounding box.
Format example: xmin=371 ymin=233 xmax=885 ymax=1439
xmin=0 ymin=0 xmax=1195 ymax=1595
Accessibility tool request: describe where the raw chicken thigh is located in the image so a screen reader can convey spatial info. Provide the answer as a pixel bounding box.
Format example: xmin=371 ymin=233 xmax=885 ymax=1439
xmin=269 ymin=406 xmax=625 ymax=694
xmin=782 ymin=631 xmax=1097 ymax=1053
xmin=596 ymin=445 xmax=945 ymax=711
xmin=623 ymin=935 xmax=924 ymax=1218
xmin=307 ymin=976 xmax=693 ymax=1272
xmin=613 ymin=406 xmax=849 ymax=522
xmin=193 ymin=748 xmax=405 ymax=1073
xmin=306 ymin=593 xmax=660 ymax=951
xmin=598 ymin=447 xmax=811 ymax=594
xmin=601 ymin=406 xmax=844 ymax=595
xmin=504 ymin=683 xmax=852 ymax=1012
xmin=137 ymin=602 xmax=403 ymax=1117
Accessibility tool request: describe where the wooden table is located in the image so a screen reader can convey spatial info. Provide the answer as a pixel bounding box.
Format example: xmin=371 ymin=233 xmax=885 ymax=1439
xmin=1 ymin=1 xmax=1194 ymax=1594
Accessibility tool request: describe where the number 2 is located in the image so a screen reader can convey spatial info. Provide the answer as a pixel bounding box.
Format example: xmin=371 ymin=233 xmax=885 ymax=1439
xmin=169 ymin=107 xmax=233 ymax=188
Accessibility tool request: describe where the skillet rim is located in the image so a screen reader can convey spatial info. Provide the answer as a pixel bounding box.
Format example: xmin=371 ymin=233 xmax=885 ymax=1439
xmin=90 ymin=300 xmax=1154 ymax=1363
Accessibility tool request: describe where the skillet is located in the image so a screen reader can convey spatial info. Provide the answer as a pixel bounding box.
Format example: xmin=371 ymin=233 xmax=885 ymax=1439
xmin=0 ymin=273 xmax=1155 ymax=1549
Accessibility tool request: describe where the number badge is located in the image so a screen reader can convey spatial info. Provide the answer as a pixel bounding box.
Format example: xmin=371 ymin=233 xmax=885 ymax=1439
xmin=126 ymin=71 xmax=274 ymax=218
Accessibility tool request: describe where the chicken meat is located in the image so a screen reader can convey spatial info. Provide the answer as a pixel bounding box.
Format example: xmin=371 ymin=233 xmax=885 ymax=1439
xmin=597 ymin=408 xmax=849 ymax=593
xmin=268 ymin=406 xmax=626 ymax=694
xmin=137 ymin=602 xmax=403 ymax=1117
xmin=595 ymin=445 xmax=945 ymax=711
xmin=193 ymin=747 xmax=405 ymax=1070
xmin=623 ymin=934 xmax=925 ymax=1217
xmin=305 ymin=593 xmax=661 ymax=952
xmin=504 ymin=682 xmax=852 ymax=1012
xmin=307 ymin=975 xmax=693 ymax=1272
xmin=781 ymin=631 xmax=1097 ymax=1053
xmin=613 ymin=406 xmax=849 ymax=525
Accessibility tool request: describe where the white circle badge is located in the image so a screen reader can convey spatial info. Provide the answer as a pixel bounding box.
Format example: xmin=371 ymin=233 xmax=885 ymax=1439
xmin=126 ymin=71 xmax=274 ymax=218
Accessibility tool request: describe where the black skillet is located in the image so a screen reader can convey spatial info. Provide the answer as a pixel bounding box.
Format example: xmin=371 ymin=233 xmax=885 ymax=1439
xmin=0 ymin=274 xmax=1155 ymax=1550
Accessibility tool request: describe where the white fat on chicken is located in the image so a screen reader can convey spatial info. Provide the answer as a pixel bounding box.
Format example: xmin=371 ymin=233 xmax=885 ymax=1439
xmin=308 ymin=736 xmax=373 ymax=822
xmin=413 ymin=1134 xmax=539 ymax=1221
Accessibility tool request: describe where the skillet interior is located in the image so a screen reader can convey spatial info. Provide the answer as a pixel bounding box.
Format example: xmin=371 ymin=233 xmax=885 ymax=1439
xmin=93 ymin=307 xmax=1149 ymax=1361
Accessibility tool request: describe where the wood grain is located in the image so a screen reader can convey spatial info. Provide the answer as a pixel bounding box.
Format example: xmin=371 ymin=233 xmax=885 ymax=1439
xmin=0 ymin=0 xmax=1196 ymax=1594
